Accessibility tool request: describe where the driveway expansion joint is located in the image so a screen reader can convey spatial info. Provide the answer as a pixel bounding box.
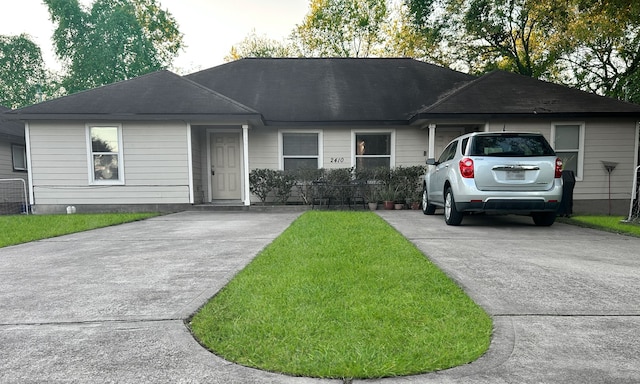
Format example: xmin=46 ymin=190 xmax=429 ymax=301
xmin=0 ymin=317 xmax=184 ymax=328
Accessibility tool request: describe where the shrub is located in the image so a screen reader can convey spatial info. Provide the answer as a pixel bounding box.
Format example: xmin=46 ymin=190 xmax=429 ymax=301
xmin=325 ymin=168 xmax=354 ymax=204
xmin=249 ymin=166 xmax=425 ymax=206
xmin=393 ymin=165 xmax=425 ymax=203
xmin=273 ymin=171 xmax=297 ymax=204
xmin=291 ymin=168 xmax=324 ymax=205
xmin=249 ymin=168 xmax=278 ymax=204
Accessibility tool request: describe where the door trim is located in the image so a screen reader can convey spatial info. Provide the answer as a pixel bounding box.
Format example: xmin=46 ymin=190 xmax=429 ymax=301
xmin=206 ymin=128 xmax=244 ymax=202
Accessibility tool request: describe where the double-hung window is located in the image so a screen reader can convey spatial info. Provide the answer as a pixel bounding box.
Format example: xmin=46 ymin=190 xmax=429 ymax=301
xmin=11 ymin=144 xmax=27 ymax=172
xmin=354 ymin=132 xmax=393 ymax=169
xmin=280 ymin=131 xmax=321 ymax=171
xmin=552 ymin=123 xmax=584 ymax=180
xmin=87 ymin=125 xmax=124 ymax=184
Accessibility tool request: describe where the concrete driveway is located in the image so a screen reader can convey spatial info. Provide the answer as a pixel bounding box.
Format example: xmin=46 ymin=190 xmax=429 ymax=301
xmin=0 ymin=211 xmax=325 ymax=384
xmin=376 ymin=211 xmax=640 ymax=384
xmin=1 ymin=210 xmax=639 ymax=383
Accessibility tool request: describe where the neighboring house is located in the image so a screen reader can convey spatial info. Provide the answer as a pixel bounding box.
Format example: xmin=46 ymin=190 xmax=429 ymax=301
xmin=0 ymin=105 xmax=27 ymax=179
xmin=0 ymin=105 xmax=29 ymax=213
xmin=5 ymin=58 xmax=640 ymax=214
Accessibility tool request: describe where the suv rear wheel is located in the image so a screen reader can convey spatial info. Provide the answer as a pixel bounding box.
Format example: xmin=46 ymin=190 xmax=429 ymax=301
xmin=532 ymin=212 xmax=556 ymax=226
xmin=444 ymin=187 xmax=463 ymax=226
xmin=422 ymin=184 xmax=436 ymax=215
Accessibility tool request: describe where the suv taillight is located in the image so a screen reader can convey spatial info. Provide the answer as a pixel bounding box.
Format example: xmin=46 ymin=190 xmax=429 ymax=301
xmin=555 ymin=157 xmax=563 ymax=178
xmin=459 ymin=157 xmax=474 ymax=178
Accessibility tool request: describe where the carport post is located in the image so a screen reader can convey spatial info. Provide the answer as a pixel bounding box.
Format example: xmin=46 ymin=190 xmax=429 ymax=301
xmin=428 ymin=123 xmax=436 ymax=158
xmin=242 ymin=124 xmax=251 ymax=206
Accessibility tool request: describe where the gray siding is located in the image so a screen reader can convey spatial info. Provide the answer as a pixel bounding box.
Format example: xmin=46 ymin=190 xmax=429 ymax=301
xmin=0 ymin=141 xmax=13 ymax=179
xmin=260 ymin=125 xmax=427 ymax=170
xmin=487 ymin=118 xmax=638 ymax=202
xmin=29 ymin=124 xmax=87 ymax=187
xmin=248 ymin=127 xmax=278 ymax=169
xmin=26 ymin=117 xmax=638 ymax=211
xmin=29 ymin=121 xmax=191 ymax=205
xmin=322 ymin=127 xmax=350 ymax=169
xmin=244 ymin=125 xmax=428 ymax=204
xmin=581 ymin=120 xmax=637 ymax=201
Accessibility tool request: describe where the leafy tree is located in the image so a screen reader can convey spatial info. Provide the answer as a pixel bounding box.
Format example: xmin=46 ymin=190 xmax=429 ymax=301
xmin=225 ymin=30 xmax=298 ymax=61
xmin=559 ymin=0 xmax=640 ymax=102
xmin=292 ymin=0 xmax=389 ymax=57
xmin=463 ymin=0 xmax=566 ymax=77
xmin=381 ymin=1 xmax=448 ymax=65
xmin=229 ymin=0 xmax=430 ymax=61
xmin=0 ymin=34 xmax=48 ymax=108
xmin=411 ymin=0 xmax=570 ymax=77
xmin=44 ymin=0 xmax=184 ymax=94
xmin=403 ymin=0 xmax=640 ymax=103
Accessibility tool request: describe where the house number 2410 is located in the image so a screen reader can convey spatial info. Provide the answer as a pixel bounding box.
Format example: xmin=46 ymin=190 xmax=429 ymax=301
xmin=330 ymin=157 xmax=345 ymax=163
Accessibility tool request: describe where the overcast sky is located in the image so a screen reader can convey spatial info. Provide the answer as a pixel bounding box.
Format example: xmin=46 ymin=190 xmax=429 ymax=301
xmin=0 ymin=0 xmax=310 ymax=74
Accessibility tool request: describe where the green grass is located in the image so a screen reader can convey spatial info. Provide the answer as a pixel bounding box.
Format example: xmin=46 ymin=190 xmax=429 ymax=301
xmin=189 ymin=211 xmax=492 ymax=379
xmin=0 ymin=212 xmax=158 ymax=248
xmin=560 ymin=215 xmax=640 ymax=237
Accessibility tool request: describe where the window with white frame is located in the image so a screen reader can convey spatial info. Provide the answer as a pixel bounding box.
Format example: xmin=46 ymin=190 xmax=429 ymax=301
xmin=552 ymin=123 xmax=584 ymax=179
xmin=354 ymin=132 xmax=392 ymax=169
xmin=87 ymin=125 xmax=123 ymax=183
xmin=11 ymin=144 xmax=27 ymax=171
xmin=281 ymin=132 xmax=320 ymax=171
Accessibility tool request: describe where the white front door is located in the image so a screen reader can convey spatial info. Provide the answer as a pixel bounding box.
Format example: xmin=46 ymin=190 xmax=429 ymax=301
xmin=210 ymin=133 xmax=241 ymax=200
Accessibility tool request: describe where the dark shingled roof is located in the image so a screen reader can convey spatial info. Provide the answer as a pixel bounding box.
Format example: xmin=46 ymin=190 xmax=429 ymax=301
xmin=0 ymin=105 xmax=25 ymax=141
xmin=7 ymin=70 xmax=261 ymax=122
xmin=7 ymin=59 xmax=640 ymax=124
xmin=417 ymin=70 xmax=640 ymax=118
xmin=185 ymin=58 xmax=476 ymax=124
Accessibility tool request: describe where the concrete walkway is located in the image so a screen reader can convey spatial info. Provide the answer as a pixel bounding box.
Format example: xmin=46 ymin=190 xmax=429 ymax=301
xmin=1 ymin=211 xmax=639 ymax=383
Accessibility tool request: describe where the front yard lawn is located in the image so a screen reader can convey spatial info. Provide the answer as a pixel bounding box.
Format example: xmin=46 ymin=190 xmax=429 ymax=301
xmin=0 ymin=213 xmax=158 ymax=248
xmin=560 ymin=215 xmax=640 ymax=237
xmin=189 ymin=211 xmax=492 ymax=379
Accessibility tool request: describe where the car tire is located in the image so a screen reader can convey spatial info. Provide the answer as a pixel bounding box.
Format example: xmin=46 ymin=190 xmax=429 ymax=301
xmin=422 ymin=184 xmax=436 ymax=215
xmin=532 ymin=212 xmax=556 ymax=226
xmin=444 ymin=187 xmax=463 ymax=226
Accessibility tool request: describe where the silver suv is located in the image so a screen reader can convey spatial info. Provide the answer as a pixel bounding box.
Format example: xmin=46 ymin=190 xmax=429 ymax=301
xmin=422 ymin=132 xmax=563 ymax=226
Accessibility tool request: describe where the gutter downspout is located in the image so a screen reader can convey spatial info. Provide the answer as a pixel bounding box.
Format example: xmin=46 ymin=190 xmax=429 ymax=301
xmin=635 ymin=121 xmax=640 ymax=171
xmin=24 ymin=122 xmax=35 ymax=206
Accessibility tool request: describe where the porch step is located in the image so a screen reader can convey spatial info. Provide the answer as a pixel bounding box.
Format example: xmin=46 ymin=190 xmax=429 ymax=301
xmin=188 ymin=203 xmax=311 ymax=212
xmin=189 ymin=204 xmax=250 ymax=212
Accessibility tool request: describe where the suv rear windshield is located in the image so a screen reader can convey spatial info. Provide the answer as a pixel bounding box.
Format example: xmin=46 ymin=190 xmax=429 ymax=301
xmin=469 ymin=134 xmax=555 ymax=157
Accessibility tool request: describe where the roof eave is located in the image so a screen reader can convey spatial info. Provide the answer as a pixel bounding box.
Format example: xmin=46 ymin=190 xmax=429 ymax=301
xmin=411 ymin=111 xmax=640 ymax=123
xmin=263 ymin=119 xmax=410 ymax=126
xmin=0 ymin=133 xmax=24 ymax=142
xmin=5 ymin=113 xmax=265 ymax=125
